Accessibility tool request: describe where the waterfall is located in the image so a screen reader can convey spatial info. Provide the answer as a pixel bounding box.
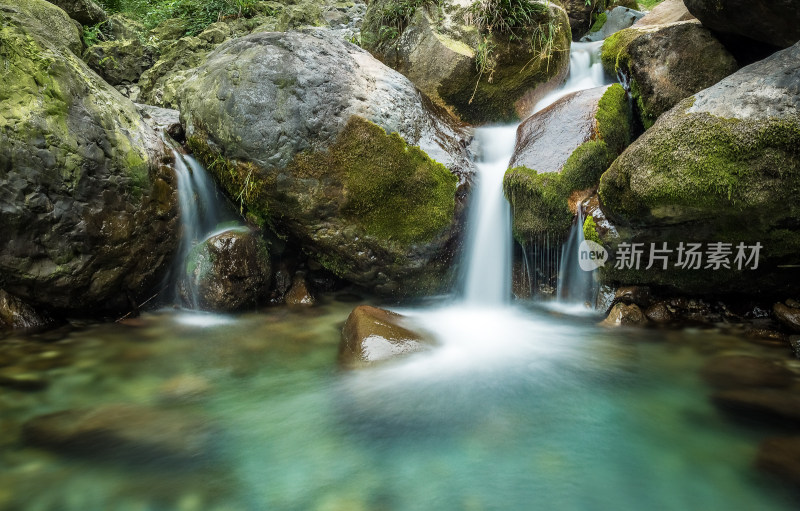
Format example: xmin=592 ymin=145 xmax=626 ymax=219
xmin=556 ymin=203 xmax=596 ymax=306
xmin=531 ymin=41 xmax=607 ymax=114
xmin=461 ymin=126 xmax=517 ymax=306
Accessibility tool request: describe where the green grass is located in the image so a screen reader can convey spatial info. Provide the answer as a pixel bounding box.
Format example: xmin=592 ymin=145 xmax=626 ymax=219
xmin=95 ymin=0 xmax=263 ymax=36
xmin=636 ymin=0 xmax=664 ymax=9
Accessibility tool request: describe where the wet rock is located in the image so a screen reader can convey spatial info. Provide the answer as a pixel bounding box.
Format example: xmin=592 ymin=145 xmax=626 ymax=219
xmin=83 ymin=37 xmax=156 ymax=85
xmin=285 ymin=273 xmax=315 ymax=307
xmin=582 ymin=6 xmax=644 ymax=42
xmin=135 ymin=104 xmax=184 ymax=142
xmin=756 ymin=436 xmax=800 ymax=486
xmin=701 ymin=356 xmax=794 ymax=389
xmin=505 ymin=84 xmax=631 ymax=241
xmin=159 ymin=375 xmax=212 ymax=404
xmin=339 ymin=306 xmax=433 ymax=369
xmin=602 ymin=303 xmax=647 ymax=327
xmin=0 ymin=367 xmax=49 ymax=391
xmin=0 ymin=0 xmax=179 ymax=315
xmin=181 ymin=229 xmax=271 ymax=312
xmin=361 ymin=0 xmax=571 ymax=124
xmin=614 ymin=286 xmax=652 ymax=307
xmin=22 ymin=404 xmax=217 ymax=467
xmin=684 ymin=0 xmax=800 ymax=49
xmin=598 ymin=41 xmax=800 ymax=296
xmin=0 ymin=291 xmax=50 ymax=330
xmin=562 ymin=0 xmax=598 ymax=39
xmin=712 ymin=389 xmax=800 ymax=426
xmin=744 ymin=328 xmax=790 ymax=349
xmin=644 ymin=302 xmax=673 ymax=324
xmin=787 ymin=298 xmax=800 ymax=308
xmin=602 ymin=20 xmax=738 ymax=127
xmin=774 ymin=302 xmax=800 ymax=333
xmin=46 ymin=0 xmax=106 ymax=26
xmin=634 ymin=0 xmax=695 ymax=27
xmin=790 ymin=336 xmax=800 ymax=358
xmin=179 ymin=30 xmax=473 ymax=297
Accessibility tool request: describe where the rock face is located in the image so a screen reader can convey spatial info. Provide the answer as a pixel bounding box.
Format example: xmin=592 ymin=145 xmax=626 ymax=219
xmin=46 ymin=0 xmax=106 ymax=26
xmin=684 ymin=0 xmax=800 ymax=49
xmin=504 ymin=84 xmax=631 ymax=242
xmin=361 ymin=0 xmax=571 ymax=124
xmin=0 ymin=0 xmax=179 ymax=314
xmin=602 ymin=21 xmax=738 ymax=127
xmin=179 ymin=30 xmax=473 ymax=296
xmin=22 ymin=404 xmax=217 ymax=467
xmin=339 ymin=305 xmax=433 ymax=368
xmin=598 ymin=41 xmax=800 ymax=295
xmin=180 ymin=229 xmax=271 ymax=312
xmin=633 ymin=0 xmax=695 ymax=27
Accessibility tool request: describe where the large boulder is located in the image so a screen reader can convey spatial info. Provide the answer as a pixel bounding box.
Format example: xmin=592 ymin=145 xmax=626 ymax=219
xmin=178 ymin=30 xmax=473 ymax=296
xmin=602 ymin=20 xmax=738 ymax=128
xmin=361 ymin=0 xmax=571 ymax=124
xmin=683 ymin=0 xmax=800 ymax=49
xmin=598 ymin=41 xmax=800 ymax=296
xmin=563 ymin=0 xmax=602 ymax=40
xmin=46 ymin=0 xmax=106 ymax=26
xmin=504 ymin=84 xmax=631 ymax=242
xmin=633 ymin=0 xmax=695 ymax=27
xmin=83 ymin=37 xmax=156 ymax=86
xmin=180 ymin=229 xmax=271 ymax=311
xmin=339 ymin=305 xmax=433 ymax=369
xmin=0 ymin=0 xmax=179 ymax=314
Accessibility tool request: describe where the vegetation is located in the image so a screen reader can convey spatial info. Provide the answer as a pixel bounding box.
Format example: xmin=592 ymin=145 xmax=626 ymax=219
xmin=371 ymin=0 xmax=440 ymax=43
xmin=637 ymin=0 xmax=663 ymax=9
xmin=582 ymin=216 xmax=602 ymax=244
xmin=95 ymin=0 xmax=263 ymax=36
xmin=589 ymin=12 xmax=606 ymax=33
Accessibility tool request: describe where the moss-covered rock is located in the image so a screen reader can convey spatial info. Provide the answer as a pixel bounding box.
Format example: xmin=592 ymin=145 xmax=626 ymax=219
xmin=597 ymin=41 xmax=800 ymax=296
xmin=0 ymin=0 xmax=179 ymax=314
xmin=46 ymin=0 xmax=107 ymax=26
xmin=3 ymin=0 xmax=82 ymax=54
xmin=82 ymin=37 xmax=156 ymax=85
xmin=504 ymin=84 xmax=631 ymax=243
xmin=601 ymin=21 xmax=738 ymax=128
xmin=179 ymin=30 xmax=473 ymax=296
xmin=180 ymin=228 xmax=271 ymax=311
xmin=361 ymin=0 xmax=571 ymax=124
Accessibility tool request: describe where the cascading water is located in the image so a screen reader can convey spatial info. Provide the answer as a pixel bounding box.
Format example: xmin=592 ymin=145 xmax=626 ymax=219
xmin=556 ymin=203 xmax=597 ymax=307
xmin=532 ymin=41 xmax=607 ymax=114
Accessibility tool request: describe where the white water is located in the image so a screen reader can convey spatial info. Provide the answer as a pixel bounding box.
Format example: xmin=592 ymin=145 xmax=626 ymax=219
xmin=532 ymin=41 xmax=608 ymax=114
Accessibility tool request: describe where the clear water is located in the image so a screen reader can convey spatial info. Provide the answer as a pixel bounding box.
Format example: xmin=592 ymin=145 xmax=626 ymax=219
xmin=0 ymin=301 xmax=797 ymax=510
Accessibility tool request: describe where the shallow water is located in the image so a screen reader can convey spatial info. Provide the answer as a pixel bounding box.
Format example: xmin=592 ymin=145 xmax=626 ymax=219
xmin=1 ymin=299 xmax=798 ymax=511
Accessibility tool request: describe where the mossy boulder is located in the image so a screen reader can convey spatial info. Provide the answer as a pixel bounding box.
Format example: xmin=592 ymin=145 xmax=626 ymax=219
xmin=46 ymin=0 xmax=106 ymax=26
xmin=597 ymin=41 xmax=800 ymax=296
xmin=107 ymin=13 xmax=147 ymax=42
xmin=83 ymin=37 xmax=156 ymax=85
xmin=601 ymin=21 xmax=738 ymax=128
xmin=361 ymin=0 xmax=571 ymax=124
xmin=504 ymin=84 xmax=631 ymax=243
xmin=2 ymin=0 xmax=82 ymax=54
xmin=180 ymin=229 xmax=271 ymax=311
xmin=0 ymin=0 xmax=179 ymax=314
xmin=339 ymin=305 xmax=434 ymax=369
xmin=178 ymin=30 xmax=472 ymax=296
xmin=684 ymin=0 xmax=800 ymax=49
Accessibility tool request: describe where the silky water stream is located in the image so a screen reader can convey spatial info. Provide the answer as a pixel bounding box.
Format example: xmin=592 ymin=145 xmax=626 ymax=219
xmin=0 ymin=44 xmax=798 ymax=511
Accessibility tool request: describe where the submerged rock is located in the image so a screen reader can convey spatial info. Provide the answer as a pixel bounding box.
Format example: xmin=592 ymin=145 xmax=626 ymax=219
xmin=0 ymin=0 xmax=179 ymax=315
xmin=712 ymin=389 xmax=800 ymax=426
xmin=180 ymin=229 xmax=271 ymax=312
xmin=701 ymin=356 xmax=794 ymax=389
xmin=179 ymin=30 xmax=473 ymax=297
xmin=598 ymin=41 xmax=800 ymax=296
xmin=684 ymin=0 xmax=800 ymax=49
xmin=339 ymin=305 xmax=433 ymax=369
xmin=602 ymin=20 xmax=738 ymax=128
xmin=504 ymin=84 xmax=631 ymax=242
xmin=757 ymin=436 xmax=800 ymax=487
xmin=22 ymin=404 xmax=217 ymax=467
xmin=361 ymin=0 xmax=571 ymax=124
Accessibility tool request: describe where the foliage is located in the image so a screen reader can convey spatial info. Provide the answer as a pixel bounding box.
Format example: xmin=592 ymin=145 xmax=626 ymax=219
xmin=373 ymin=0 xmax=439 ymax=43
xmin=466 ymin=0 xmax=549 ymax=37
xmin=82 ymin=21 xmax=110 ymax=47
xmin=589 ymin=12 xmax=606 ymax=33
xmin=95 ymin=0 xmax=260 ymax=36
xmin=636 ymin=0 xmax=663 ymax=9
xmin=582 ymin=216 xmax=602 ymax=244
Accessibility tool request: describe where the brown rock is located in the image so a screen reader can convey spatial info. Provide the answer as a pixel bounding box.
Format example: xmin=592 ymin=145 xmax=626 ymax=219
xmin=22 ymin=404 xmax=217 ymax=467
xmin=339 ymin=306 xmax=433 ymax=369
xmin=756 ymin=436 xmax=800 ymax=486
xmin=0 ymin=290 xmax=49 ymax=330
xmin=644 ymin=302 xmax=673 ymax=324
xmin=701 ymin=356 xmax=794 ymax=389
xmin=712 ymin=389 xmax=800 ymax=425
xmin=614 ymin=286 xmax=652 ymax=307
xmin=285 ymin=272 xmax=315 ymax=307
xmin=634 ymin=0 xmax=695 ymax=26
xmin=602 ymin=303 xmax=648 ymax=327
xmin=774 ymin=302 xmax=800 ymax=333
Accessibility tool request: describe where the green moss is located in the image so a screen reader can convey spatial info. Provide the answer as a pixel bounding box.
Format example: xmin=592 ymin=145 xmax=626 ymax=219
xmin=291 ymin=116 xmax=457 ymax=245
xmin=589 ymin=12 xmax=607 ymax=33
xmin=600 ymin=28 xmax=638 ymax=75
xmin=561 ymin=140 xmax=612 ymax=192
xmin=595 ymin=83 xmax=631 ymax=155
xmin=583 ymin=216 xmax=601 ymax=244
xmin=503 ymin=166 xmax=572 ymax=243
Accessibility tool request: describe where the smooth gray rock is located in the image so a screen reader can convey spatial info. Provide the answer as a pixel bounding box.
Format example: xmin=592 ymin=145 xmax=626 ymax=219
xmin=583 ymin=6 xmax=645 ymax=41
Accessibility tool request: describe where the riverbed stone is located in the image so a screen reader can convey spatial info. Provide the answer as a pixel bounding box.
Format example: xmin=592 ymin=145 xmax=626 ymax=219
xmin=180 ymin=229 xmax=271 ymax=312
xmin=602 ymin=20 xmax=738 ymax=128
xmin=22 ymin=404 xmax=217 ymax=467
xmin=46 ymin=0 xmax=106 ymax=26
xmin=0 ymin=0 xmax=179 ymax=315
xmin=179 ymin=29 xmax=473 ymax=297
xmin=757 ymin=436 xmax=800 ymax=487
xmin=683 ymin=0 xmax=800 ymax=49
xmin=361 ymin=0 xmax=571 ymax=124
xmin=774 ymin=302 xmax=800 ymax=333
xmin=701 ymin=356 xmax=795 ymax=389
xmin=504 ymin=84 xmax=631 ymax=242
xmin=712 ymin=389 xmax=800 ymax=425
xmin=339 ymin=305 xmax=433 ymax=368
xmin=285 ymin=272 xmax=315 ymax=307
xmin=597 ymin=41 xmax=800 ymax=296
xmin=644 ymin=302 xmax=673 ymax=324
